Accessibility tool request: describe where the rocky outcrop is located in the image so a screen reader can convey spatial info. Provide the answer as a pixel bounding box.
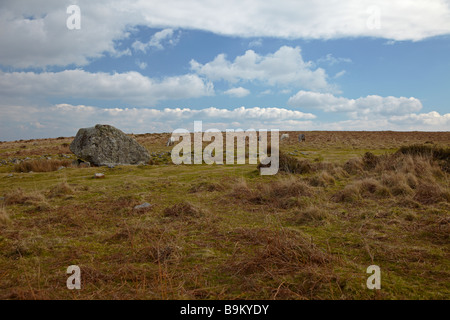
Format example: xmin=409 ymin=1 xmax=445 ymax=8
xmin=70 ymin=124 xmax=150 ymax=166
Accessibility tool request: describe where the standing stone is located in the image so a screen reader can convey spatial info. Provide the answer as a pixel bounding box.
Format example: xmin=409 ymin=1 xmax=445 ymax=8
xmin=298 ymin=134 xmax=306 ymax=142
xmin=70 ymin=124 xmax=150 ymax=166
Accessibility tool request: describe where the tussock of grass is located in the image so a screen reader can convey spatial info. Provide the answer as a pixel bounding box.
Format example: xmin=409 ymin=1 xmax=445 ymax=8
xmin=189 ymin=181 xmax=224 ymax=193
xmin=381 ymin=173 xmax=414 ymax=196
xmin=4 ymin=188 xmax=45 ymax=205
xmin=309 ymin=171 xmax=335 ymax=187
xmin=0 ymin=206 xmax=11 ymax=225
xmin=356 ymin=178 xmax=391 ymax=198
xmin=47 ymin=182 xmax=74 ymax=198
xmin=343 ymin=158 xmax=364 ymax=175
xmin=397 ymin=144 xmax=450 ymax=160
xmin=258 ymin=151 xmax=312 ymax=174
xmin=331 ymin=184 xmax=361 ymax=203
xmin=14 ymin=159 xmax=72 ymax=173
xmin=288 ymin=206 xmax=331 ymax=225
xmin=362 ymin=152 xmax=379 ymax=170
xmin=223 ymin=228 xmax=331 ymax=277
xmin=229 ymin=176 xmax=312 ymax=208
xmin=163 ymin=201 xmax=203 ymax=218
xmin=413 ymin=183 xmax=450 ymax=204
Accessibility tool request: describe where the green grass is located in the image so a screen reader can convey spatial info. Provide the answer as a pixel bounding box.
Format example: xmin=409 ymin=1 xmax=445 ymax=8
xmin=0 ymin=132 xmax=449 ymax=299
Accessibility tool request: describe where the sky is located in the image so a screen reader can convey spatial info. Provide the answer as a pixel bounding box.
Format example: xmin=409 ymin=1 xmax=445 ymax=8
xmin=0 ymin=0 xmax=449 ymax=141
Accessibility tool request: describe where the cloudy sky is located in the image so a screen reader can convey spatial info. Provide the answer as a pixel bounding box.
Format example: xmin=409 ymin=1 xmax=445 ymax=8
xmin=1 ymin=0 xmax=449 ymax=141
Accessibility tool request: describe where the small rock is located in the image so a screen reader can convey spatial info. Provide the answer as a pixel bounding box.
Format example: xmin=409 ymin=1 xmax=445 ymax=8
xmin=107 ymin=164 xmax=115 ymax=169
xmin=0 ymin=197 xmax=5 ymax=201
xmin=57 ymin=166 xmax=65 ymax=171
xmin=133 ymin=202 xmax=152 ymax=210
xmin=94 ymin=173 xmax=105 ymax=179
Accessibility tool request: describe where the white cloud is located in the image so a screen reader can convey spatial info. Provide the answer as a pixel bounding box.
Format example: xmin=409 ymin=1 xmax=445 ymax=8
xmin=2 ymin=1 xmax=449 ymax=68
xmin=334 ymin=70 xmax=346 ymax=79
xmin=248 ymin=39 xmax=263 ymax=48
xmin=288 ymin=90 xmax=423 ymax=117
xmin=389 ymin=111 xmax=450 ymax=128
xmin=132 ymin=28 xmax=178 ymax=52
xmin=317 ymin=54 xmax=352 ymax=66
xmin=260 ymin=89 xmax=273 ymax=95
xmin=2 ymin=102 xmax=448 ymax=141
xmin=136 ymin=60 xmax=148 ymax=70
xmin=224 ymin=87 xmax=250 ymax=98
xmin=0 ymin=104 xmax=316 ymax=140
xmin=0 ymin=70 xmax=214 ymax=106
xmin=135 ymin=0 xmax=450 ymax=41
xmin=191 ymin=46 xmax=332 ymax=91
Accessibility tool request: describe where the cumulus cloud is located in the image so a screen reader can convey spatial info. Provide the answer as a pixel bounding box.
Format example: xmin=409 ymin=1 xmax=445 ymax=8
xmin=132 ymin=28 xmax=178 ymax=52
xmin=2 ymin=102 xmax=448 ymax=141
xmin=288 ymin=90 xmax=423 ymax=118
xmin=191 ymin=46 xmax=332 ymax=91
xmin=2 ymin=1 xmax=449 ymax=68
xmin=224 ymin=87 xmax=250 ymax=98
xmin=0 ymin=104 xmax=316 ymax=140
xmin=0 ymin=70 xmax=214 ymax=106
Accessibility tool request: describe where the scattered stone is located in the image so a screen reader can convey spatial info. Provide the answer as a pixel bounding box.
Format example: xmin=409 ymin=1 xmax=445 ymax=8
xmin=70 ymin=124 xmax=150 ymax=166
xmin=0 ymin=197 xmax=5 ymax=201
xmin=72 ymin=159 xmax=90 ymax=168
xmin=57 ymin=166 xmax=65 ymax=171
xmin=133 ymin=202 xmax=152 ymax=210
xmin=281 ymin=133 xmax=289 ymax=141
xmin=94 ymin=173 xmax=105 ymax=179
xmin=166 ymin=137 xmax=176 ymax=147
xmin=298 ymin=134 xmax=306 ymax=142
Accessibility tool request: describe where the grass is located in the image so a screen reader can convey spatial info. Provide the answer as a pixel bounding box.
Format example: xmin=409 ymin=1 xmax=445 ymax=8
xmin=0 ymin=132 xmax=449 ymax=300
xmin=14 ymin=159 xmax=73 ymax=173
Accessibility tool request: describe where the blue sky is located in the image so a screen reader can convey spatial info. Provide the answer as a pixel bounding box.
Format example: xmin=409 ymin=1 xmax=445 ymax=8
xmin=0 ymin=0 xmax=449 ymax=140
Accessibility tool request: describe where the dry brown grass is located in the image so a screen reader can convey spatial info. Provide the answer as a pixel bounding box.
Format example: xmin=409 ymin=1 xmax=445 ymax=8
xmin=228 ymin=175 xmax=312 ymax=209
xmin=288 ymin=206 xmax=331 ymax=225
xmin=4 ymin=188 xmax=45 ymax=206
xmin=381 ymin=172 xmax=414 ymax=196
xmin=47 ymin=182 xmax=74 ymax=198
xmin=188 ymin=181 xmax=224 ymax=193
xmin=163 ymin=201 xmax=203 ymax=218
xmin=343 ymin=158 xmax=364 ymax=175
xmin=413 ymin=183 xmax=450 ymax=204
xmin=0 ymin=206 xmax=11 ymax=225
xmin=14 ymin=159 xmax=73 ymax=173
xmin=309 ymin=171 xmax=336 ymax=187
xmin=331 ymin=184 xmax=362 ymax=203
xmin=224 ymin=227 xmax=331 ymax=275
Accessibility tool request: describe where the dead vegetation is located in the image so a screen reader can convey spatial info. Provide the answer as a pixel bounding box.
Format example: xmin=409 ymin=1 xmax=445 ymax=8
xmin=14 ymin=159 xmax=73 ymax=173
xmin=163 ymin=201 xmax=204 ymax=218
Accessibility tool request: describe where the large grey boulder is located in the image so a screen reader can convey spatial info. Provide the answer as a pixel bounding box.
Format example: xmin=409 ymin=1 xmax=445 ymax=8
xmin=70 ymin=124 xmax=150 ymax=166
